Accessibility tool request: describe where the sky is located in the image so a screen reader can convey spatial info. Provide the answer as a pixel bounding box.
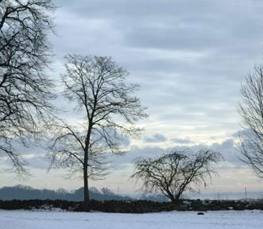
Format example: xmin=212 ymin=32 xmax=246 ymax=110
xmin=1 ymin=0 xmax=263 ymax=196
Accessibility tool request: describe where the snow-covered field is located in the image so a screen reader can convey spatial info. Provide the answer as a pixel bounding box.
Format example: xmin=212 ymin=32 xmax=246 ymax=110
xmin=0 ymin=210 xmax=262 ymax=229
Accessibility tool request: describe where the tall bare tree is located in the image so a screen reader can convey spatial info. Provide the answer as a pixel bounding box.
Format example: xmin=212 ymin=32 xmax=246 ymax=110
xmin=132 ymin=149 xmax=221 ymax=204
xmin=50 ymin=55 xmax=147 ymax=210
xmin=239 ymin=65 xmax=263 ymax=178
xmin=0 ymin=0 xmax=55 ymax=174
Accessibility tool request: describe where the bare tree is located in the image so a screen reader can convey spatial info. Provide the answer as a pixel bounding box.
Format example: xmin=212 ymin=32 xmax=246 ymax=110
xmin=238 ymin=65 xmax=263 ymax=178
xmin=0 ymin=0 xmax=55 ymax=174
xmin=101 ymin=187 xmax=114 ymax=196
xmin=132 ymin=149 xmax=221 ymax=204
xmin=50 ymin=55 xmax=147 ymax=210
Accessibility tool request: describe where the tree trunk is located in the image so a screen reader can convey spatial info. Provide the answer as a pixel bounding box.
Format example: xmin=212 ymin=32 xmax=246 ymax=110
xmin=82 ymin=124 xmax=92 ymax=211
xmin=165 ymin=189 xmax=178 ymax=206
xmin=83 ymin=147 xmax=90 ymax=211
xmin=82 ymin=160 xmax=90 ymax=211
xmin=173 ymin=197 xmax=180 ymax=205
xmin=171 ymin=195 xmax=181 ymax=209
xmin=167 ymin=192 xmax=180 ymax=208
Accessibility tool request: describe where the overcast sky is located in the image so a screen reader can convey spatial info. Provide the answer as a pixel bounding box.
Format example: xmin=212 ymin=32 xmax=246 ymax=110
xmin=2 ymin=0 xmax=263 ymax=196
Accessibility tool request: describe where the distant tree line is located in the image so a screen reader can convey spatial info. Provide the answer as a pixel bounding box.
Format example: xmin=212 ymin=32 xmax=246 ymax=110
xmin=0 ymin=185 xmax=130 ymax=201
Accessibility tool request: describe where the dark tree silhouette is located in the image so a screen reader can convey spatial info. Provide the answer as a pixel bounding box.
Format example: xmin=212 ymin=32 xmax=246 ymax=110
xmin=50 ymin=55 xmax=147 ymax=210
xmin=0 ymin=0 xmax=55 ymax=174
xmin=132 ymin=149 xmax=221 ymax=204
xmin=239 ymin=65 xmax=263 ymax=178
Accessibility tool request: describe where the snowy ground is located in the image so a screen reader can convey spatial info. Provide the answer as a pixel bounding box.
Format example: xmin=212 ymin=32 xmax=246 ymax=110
xmin=0 ymin=210 xmax=262 ymax=229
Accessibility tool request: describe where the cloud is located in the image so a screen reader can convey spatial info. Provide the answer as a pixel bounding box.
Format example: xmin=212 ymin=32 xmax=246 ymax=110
xmin=24 ymin=155 xmax=50 ymax=170
xmin=210 ymin=138 xmax=241 ymax=165
xmin=110 ymin=137 xmax=237 ymax=166
xmin=143 ymin=134 xmax=167 ymax=143
xmin=171 ymin=138 xmax=195 ymax=144
xmin=232 ymin=130 xmax=249 ymax=139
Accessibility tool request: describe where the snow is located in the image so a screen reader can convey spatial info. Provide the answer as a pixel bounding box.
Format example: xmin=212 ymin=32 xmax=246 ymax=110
xmin=0 ymin=210 xmax=262 ymax=229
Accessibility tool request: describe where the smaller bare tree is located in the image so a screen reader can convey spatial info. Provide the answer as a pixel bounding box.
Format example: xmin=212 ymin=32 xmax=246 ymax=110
xmin=132 ymin=149 xmax=221 ymax=204
xmin=238 ymin=65 xmax=263 ymax=178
